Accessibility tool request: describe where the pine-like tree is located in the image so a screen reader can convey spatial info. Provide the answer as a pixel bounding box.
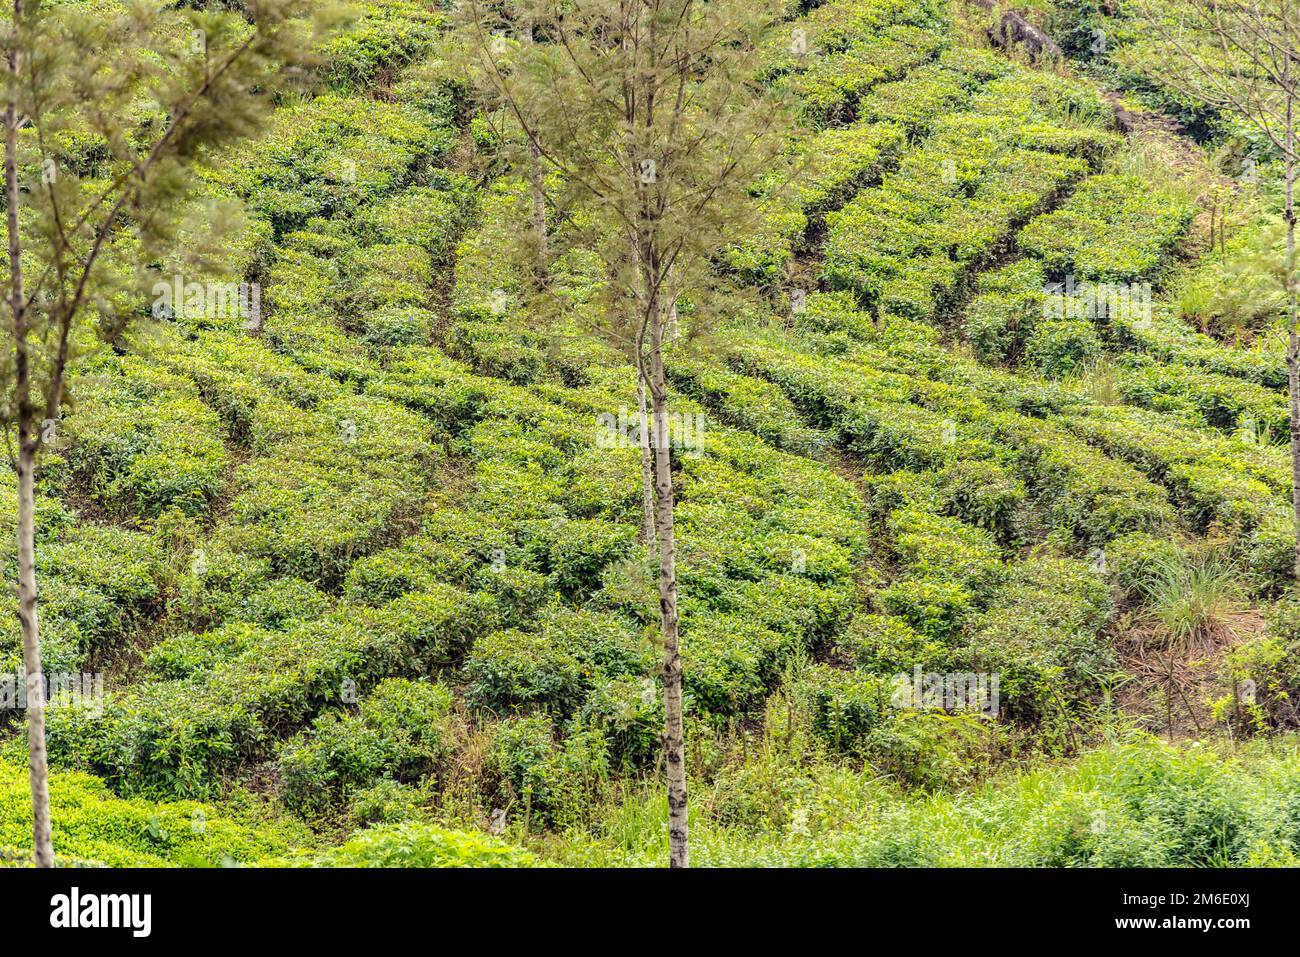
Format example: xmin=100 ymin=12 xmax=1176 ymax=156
xmin=458 ymin=0 xmax=792 ymax=867
xmin=0 ymin=0 xmax=328 ymax=867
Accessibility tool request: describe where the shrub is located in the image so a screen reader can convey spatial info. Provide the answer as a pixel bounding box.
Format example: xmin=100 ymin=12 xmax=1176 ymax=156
xmin=1025 ymin=319 xmax=1102 ymax=378
xmin=146 ymin=624 xmax=267 ymax=681
xmin=342 ymin=540 xmax=475 ymax=604
xmin=343 ymin=242 xmax=434 ymax=313
xmin=783 ymin=27 xmax=944 ymax=126
xmin=1249 ymin=507 xmax=1295 ymax=594
xmin=279 ymin=679 xmax=456 ymax=814
xmin=790 ymin=120 xmax=906 ymax=211
xmin=726 ymin=575 xmax=853 ymax=646
xmin=791 ymin=290 xmax=875 ymax=340
xmin=968 ymin=558 xmax=1115 ymax=723
xmin=1105 ymin=532 xmax=1182 ymax=596
xmin=362 ymin=307 xmax=436 ymax=347
xmin=530 ymin=518 xmax=638 ymax=596
xmin=682 ymin=614 xmax=794 ymax=716
xmin=580 ymin=676 xmax=660 ymax=768
xmin=1220 ymin=628 xmax=1300 ymax=733
xmin=1017 ymin=174 xmax=1194 ymax=284
xmin=937 ymin=460 xmax=1027 ymax=542
xmin=866 ymin=711 xmax=1001 ymax=791
xmin=33 ymin=526 xmax=163 ymax=653
xmin=320 ymin=2 xmax=442 ymax=90
xmin=860 ymin=63 xmax=971 ymax=133
xmin=887 ymin=507 xmax=1004 ymax=595
xmin=353 ymin=185 xmax=472 ymax=262
xmin=377 ymin=587 xmax=499 ymax=669
xmin=722 ymin=199 xmax=806 ymax=284
xmin=220 ymin=95 xmax=445 ymax=233
xmin=487 ymin=715 xmax=609 ymax=828
xmin=0 ymin=758 xmax=311 ymax=866
xmin=794 ymin=665 xmax=890 ymax=754
xmin=536 ymin=607 xmax=652 ymax=679
xmin=845 ymin=613 xmax=953 ymax=675
xmin=822 ymin=105 xmax=1088 ymax=317
xmin=234 ymin=578 xmax=331 ymax=630
xmin=964 ymin=259 xmax=1045 ymax=364
xmin=313 ymin=822 xmax=536 ymax=868
xmin=670 ymin=358 xmax=832 ymax=456
xmin=464 ymin=629 xmax=589 ymax=715
xmin=877 ymin=579 xmax=974 ymax=643
xmin=348 ymin=779 xmax=429 ymax=826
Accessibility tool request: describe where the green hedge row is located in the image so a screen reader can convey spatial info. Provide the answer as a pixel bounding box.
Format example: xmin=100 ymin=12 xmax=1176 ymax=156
xmin=757 ymin=0 xmax=950 ymax=84
xmin=203 ymin=94 xmax=454 ymax=237
xmin=823 ymin=120 xmax=1089 ymax=320
xmin=1063 ymin=405 xmax=1294 ymax=590
xmin=1017 ymin=174 xmax=1194 ymax=284
xmin=731 ymin=328 xmax=1175 ymax=548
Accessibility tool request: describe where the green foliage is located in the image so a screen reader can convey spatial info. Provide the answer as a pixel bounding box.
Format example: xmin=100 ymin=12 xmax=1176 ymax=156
xmin=865 ymin=711 xmax=1002 ymax=791
xmin=555 ymin=736 xmax=1300 ymax=867
xmin=320 ymin=2 xmax=444 ymax=90
xmin=1025 ymin=319 xmax=1102 ymax=378
xmin=878 ymin=578 xmax=975 ymax=642
xmin=279 ymin=679 xmax=456 ymax=814
xmin=580 ymin=676 xmax=661 ymax=768
xmin=63 ymin=358 xmax=228 ymax=517
xmin=465 ymin=629 xmax=590 ymax=715
xmin=1017 ymin=174 xmax=1194 ymax=284
xmin=1105 ymin=532 xmax=1182 ymax=595
xmin=7 ymin=0 xmax=1295 ymax=874
xmin=48 ymin=588 xmax=493 ymax=796
xmin=353 ymin=182 xmax=475 ymax=262
xmin=215 ymin=94 xmax=454 ymax=235
xmin=793 ymin=665 xmax=889 ymax=754
xmin=311 ymin=821 xmax=537 ymax=867
xmin=969 ymin=557 xmax=1115 ymax=723
xmin=964 ymin=260 xmax=1045 ymax=364
xmin=0 ymin=758 xmax=312 ymax=867
xmin=487 ymin=716 xmax=609 ymax=828
xmin=822 ymin=64 xmax=1103 ymax=318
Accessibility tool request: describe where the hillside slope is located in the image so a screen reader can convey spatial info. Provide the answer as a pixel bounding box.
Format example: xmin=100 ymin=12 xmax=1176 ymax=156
xmin=2 ymin=0 xmax=1298 ymax=867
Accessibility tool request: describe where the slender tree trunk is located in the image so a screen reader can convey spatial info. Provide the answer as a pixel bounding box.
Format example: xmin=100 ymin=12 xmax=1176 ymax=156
xmin=15 ymin=446 xmax=51 ymax=867
xmin=648 ymin=314 xmax=687 ymax=869
xmin=1286 ymin=92 xmax=1300 ymax=589
xmin=6 ymin=0 xmax=52 ymax=868
xmin=636 ymin=368 xmax=657 ymax=558
xmin=528 ymin=139 xmax=547 ymax=289
xmin=525 ymin=19 xmax=546 ymax=288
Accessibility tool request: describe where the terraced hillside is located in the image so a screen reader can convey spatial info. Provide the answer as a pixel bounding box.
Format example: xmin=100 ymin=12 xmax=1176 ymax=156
xmin=2 ymin=0 xmax=1299 ymax=868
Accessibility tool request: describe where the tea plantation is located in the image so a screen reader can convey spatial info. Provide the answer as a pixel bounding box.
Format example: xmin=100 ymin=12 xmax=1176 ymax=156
xmin=2 ymin=0 xmax=1299 ymax=868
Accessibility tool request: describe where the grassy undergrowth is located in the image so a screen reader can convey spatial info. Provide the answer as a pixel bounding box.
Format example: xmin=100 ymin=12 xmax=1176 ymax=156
xmin=542 ymin=733 xmax=1300 ymax=867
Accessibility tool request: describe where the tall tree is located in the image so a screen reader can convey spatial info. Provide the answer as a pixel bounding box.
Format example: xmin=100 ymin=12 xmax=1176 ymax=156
xmin=1133 ymin=0 xmax=1300 ymax=585
xmin=0 ymin=0 xmax=324 ymax=867
xmin=459 ymin=0 xmax=790 ymax=867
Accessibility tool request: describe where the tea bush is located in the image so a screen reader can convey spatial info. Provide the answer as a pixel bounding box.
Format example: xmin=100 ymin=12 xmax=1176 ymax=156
xmin=279 ymin=679 xmax=456 ymax=813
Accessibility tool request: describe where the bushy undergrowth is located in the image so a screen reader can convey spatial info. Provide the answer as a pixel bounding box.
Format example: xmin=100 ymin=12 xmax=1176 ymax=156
xmin=545 ymin=735 xmax=1300 ymax=867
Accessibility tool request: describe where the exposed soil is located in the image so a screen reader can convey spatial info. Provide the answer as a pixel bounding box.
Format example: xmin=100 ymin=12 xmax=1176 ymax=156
xmin=1114 ymin=607 xmax=1267 ymax=742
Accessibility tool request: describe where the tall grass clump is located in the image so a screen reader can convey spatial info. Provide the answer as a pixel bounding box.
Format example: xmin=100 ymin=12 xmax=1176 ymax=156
xmin=1136 ymin=549 xmax=1245 ymax=654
